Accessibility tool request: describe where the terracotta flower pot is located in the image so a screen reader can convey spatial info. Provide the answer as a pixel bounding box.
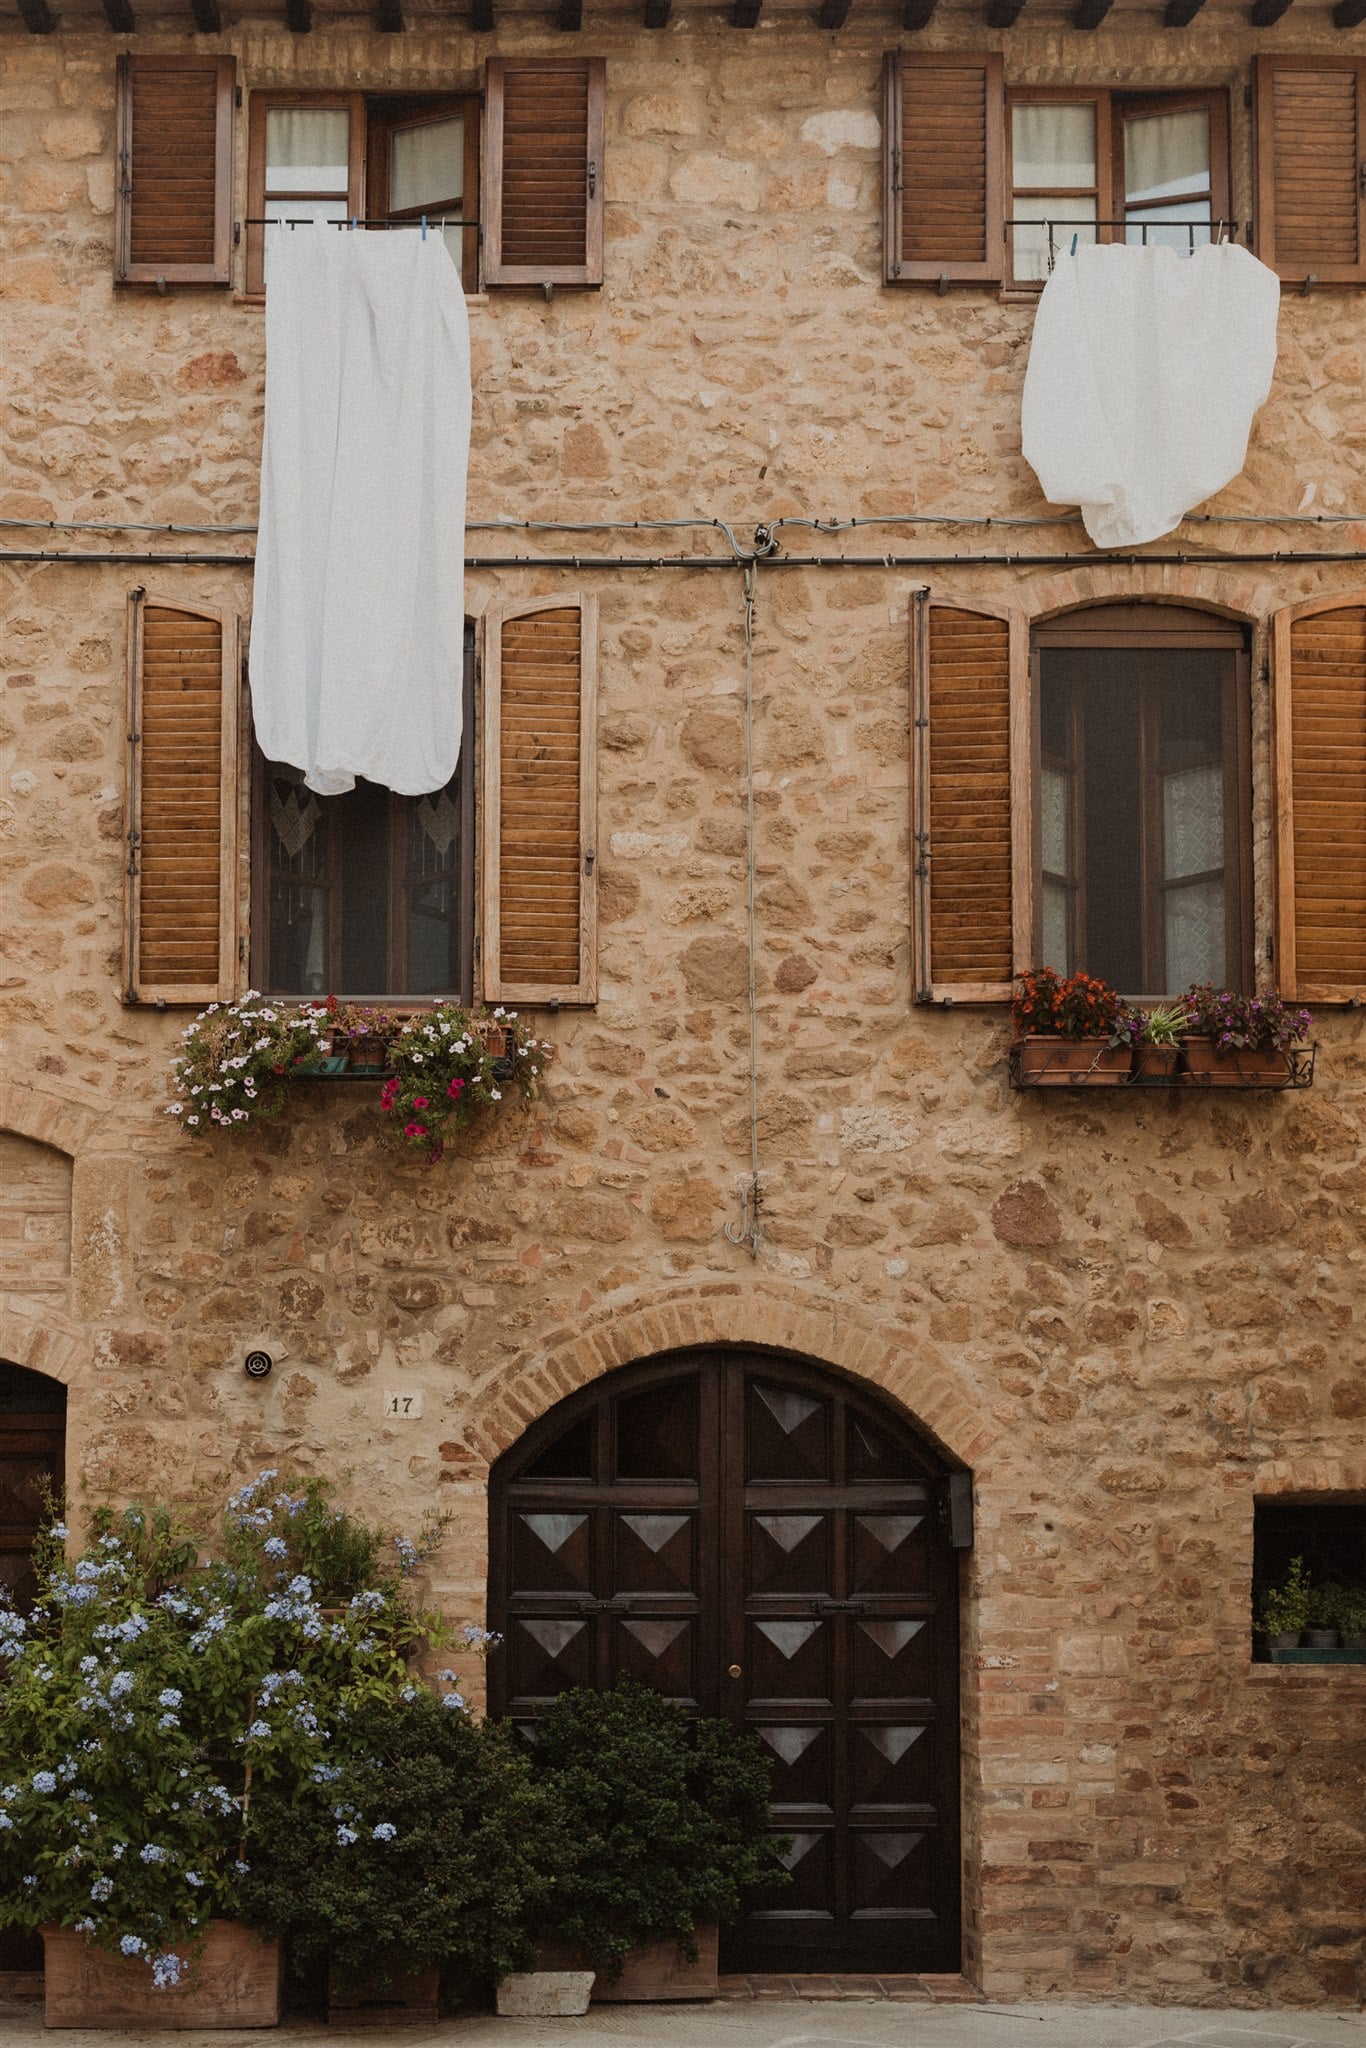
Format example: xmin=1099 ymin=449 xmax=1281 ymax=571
xmin=1133 ymin=1043 xmax=1181 ymax=1084
xmin=41 ymin=1921 xmax=280 ymax=2030
xmin=1182 ymin=1038 xmax=1291 ymax=1086
xmin=1267 ymin=1630 xmax=1302 ymax=1651
xmin=1015 ymin=1037 xmax=1132 ymax=1086
xmin=536 ymin=1925 xmax=719 ymax=2002
xmin=327 ymin=1950 xmax=440 ymax=2025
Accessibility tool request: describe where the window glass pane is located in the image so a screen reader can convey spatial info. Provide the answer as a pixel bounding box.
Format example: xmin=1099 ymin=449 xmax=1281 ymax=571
xmin=338 ymin=780 xmax=391 ymax=994
xmin=1125 ymin=108 xmax=1209 ymax=208
xmin=1166 ymin=877 xmax=1225 ymax=991
xmin=267 ymin=767 xmax=329 ymax=996
xmin=1164 ymin=762 xmax=1223 ymax=879
xmin=1042 ymin=880 xmax=1071 ymax=976
xmin=1124 ymin=208 xmax=1213 ymax=255
xmin=1040 ymin=763 xmax=1069 ymax=874
xmin=1012 ymin=197 xmax=1096 ymax=282
xmin=265 ymin=108 xmax=351 ymax=193
xmin=1012 ymin=103 xmax=1097 ymax=188
xmin=390 ymin=116 xmax=463 ymax=213
xmin=406 ymin=781 xmax=462 ymax=995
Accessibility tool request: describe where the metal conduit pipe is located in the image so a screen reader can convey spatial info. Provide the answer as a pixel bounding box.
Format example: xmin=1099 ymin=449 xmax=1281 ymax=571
xmin=3 ymin=549 xmax=1365 ymax=570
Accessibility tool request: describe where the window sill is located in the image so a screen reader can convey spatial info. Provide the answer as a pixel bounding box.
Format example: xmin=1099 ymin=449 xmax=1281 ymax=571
xmin=1261 ymin=1646 xmax=1366 ymax=1666
xmin=234 ymin=291 xmax=490 ymax=308
xmin=1008 ymin=1039 xmax=1316 ymax=1091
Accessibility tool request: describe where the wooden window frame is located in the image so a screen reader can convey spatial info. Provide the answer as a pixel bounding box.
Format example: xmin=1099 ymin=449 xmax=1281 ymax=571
xmin=1271 ymin=593 xmax=1366 ymax=1003
xmin=911 ymin=591 xmax=1032 ymax=1004
xmin=883 ymin=51 xmax=1005 ymax=289
xmin=123 ymin=590 xmax=239 ymax=1007
xmin=245 ymin=88 xmax=480 ymax=297
xmin=1254 ymin=56 xmax=1366 ymax=288
xmin=482 ymin=57 xmax=606 ymax=290
xmin=1032 ymin=604 xmax=1252 ymax=1001
xmin=248 ymin=634 xmax=476 ymax=1004
xmin=1006 ymin=85 xmax=1230 ymax=289
xmin=114 ymin=54 xmax=235 ymax=289
xmin=481 ymin=594 xmax=599 ymax=1008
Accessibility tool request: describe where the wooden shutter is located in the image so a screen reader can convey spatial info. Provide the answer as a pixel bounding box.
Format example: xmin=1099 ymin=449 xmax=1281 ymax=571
xmin=115 ymin=55 xmax=235 ymax=289
xmin=482 ymin=596 xmax=597 ymax=1005
xmin=884 ymin=52 xmax=1004 ymax=287
xmin=1255 ymin=57 xmax=1366 ymax=287
xmin=912 ymin=594 xmax=1029 ymax=1003
xmin=482 ymin=58 xmax=605 ymax=288
xmin=124 ymin=593 xmax=239 ymax=1005
xmin=1272 ymin=597 xmax=1366 ymax=1003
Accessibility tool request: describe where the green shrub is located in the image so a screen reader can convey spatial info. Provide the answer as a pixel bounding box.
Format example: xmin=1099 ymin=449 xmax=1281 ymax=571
xmin=525 ymin=1678 xmax=787 ymax=1980
xmin=1258 ymin=1556 xmax=1312 ymax=1637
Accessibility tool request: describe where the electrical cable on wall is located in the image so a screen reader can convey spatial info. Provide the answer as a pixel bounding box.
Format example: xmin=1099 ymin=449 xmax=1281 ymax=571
xmin=724 ymin=562 xmax=764 ymax=1263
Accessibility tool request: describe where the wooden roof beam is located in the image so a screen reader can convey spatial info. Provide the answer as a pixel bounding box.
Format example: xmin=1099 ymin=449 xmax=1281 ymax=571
xmin=1073 ymin=0 xmax=1114 ymax=23
xmin=1248 ymin=0 xmax=1293 ymax=19
xmin=901 ymin=0 xmax=936 ymax=23
xmin=102 ymin=0 xmax=135 ymax=25
xmin=471 ymin=0 xmax=494 ymax=26
xmin=819 ymin=0 xmax=853 ymax=24
xmin=1333 ymin=0 xmax=1366 ymax=22
xmin=188 ymin=0 xmax=222 ymax=28
xmin=985 ymin=0 xmax=1027 ymax=24
xmin=285 ymin=0 xmax=312 ymax=26
xmin=378 ymin=0 xmax=405 ymax=26
xmin=558 ymin=0 xmax=583 ymax=24
xmin=731 ymin=0 xmax=762 ymax=22
xmin=17 ymin=0 xmax=56 ymax=29
xmin=1163 ymin=0 xmax=1205 ymax=20
xmin=643 ymin=0 xmax=671 ymax=21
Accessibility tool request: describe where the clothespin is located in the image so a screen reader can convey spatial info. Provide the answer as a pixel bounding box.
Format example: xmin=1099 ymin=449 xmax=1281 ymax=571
xmin=421 ymin=214 xmax=428 ymax=242
xmin=350 ymin=215 xmax=357 ymax=232
xmin=1070 ymin=232 xmax=1079 ymax=258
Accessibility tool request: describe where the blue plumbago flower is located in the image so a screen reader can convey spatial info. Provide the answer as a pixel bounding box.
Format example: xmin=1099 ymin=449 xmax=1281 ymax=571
xmin=151 ymin=1953 xmax=184 ymax=1990
xmin=79 ymin=1655 xmax=98 ymax=1676
xmin=113 ymin=1614 xmax=149 ymax=1643
xmin=234 ymin=1859 xmax=250 ymax=1876
xmin=158 ymin=1689 xmax=182 ymax=1710
xmin=111 ymin=1843 xmax=125 ymax=1860
xmin=108 ymin=1671 xmax=134 ymax=1702
xmin=245 ymin=1720 xmax=271 ymax=1742
xmin=336 ymin=1825 xmax=358 ymax=1846
xmin=158 ymin=1591 xmax=192 ymax=1616
xmin=74 ymin=1918 xmax=96 ymax=1935
xmin=311 ymin=1763 xmax=342 ymax=1784
xmin=372 ymin=1823 xmax=397 ymax=1842
xmin=461 ymin=1623 xmax=500 ymax=1647
xmin=0 ymin=1813 xmax=12 ymax=1832
xmin=437 ymin=1669 xmax=458 ymax=1683
xmin=185 ymin=1871 xmax=204 ymax=1888
xmin=91 ymin=1877 xmax=114 ymax=1902
xmin=32 ymin=1771 xmax=57 ymax=1794
xmin=139 ymin=1844 xmax=169 ymax=1865
xmin=263 ymin=1536 xmax=288 ymax=1559
xmin=442 ymin=1692 xmax=466 ymax=1711
xmin=120 ymin=1935 xmax=146 ymax=1958
xmin=394 ymin=1536 xmax=419 ymax=1573
xmin=349 ymin=1589 xmax=385 ymax=1614
xmin=189 ymin=1612 xmax=228 ymax=1650
xmin=158 ymin=1714 xmax=179 ymax=1731
xmin=50 ymin=1522 xmax=69 ymax=1540
xmin=74 ymin=1560 xmax=102 ymax=1583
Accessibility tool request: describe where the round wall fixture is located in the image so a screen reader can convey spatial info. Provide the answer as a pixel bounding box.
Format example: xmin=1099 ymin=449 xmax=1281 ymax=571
xmin=243 ymin=1350 xmax=274 ymax=1380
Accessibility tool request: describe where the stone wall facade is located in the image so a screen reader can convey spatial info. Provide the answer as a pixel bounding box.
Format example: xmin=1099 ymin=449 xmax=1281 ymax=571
xmin=1 ymin=5 xmax=1364 ymax=2009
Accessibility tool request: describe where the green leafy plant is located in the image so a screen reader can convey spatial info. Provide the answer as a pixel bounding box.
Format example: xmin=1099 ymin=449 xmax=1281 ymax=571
xmin=167 ymin=994 xmax=332 ymax=1133
xmin=239 ymin=1688 xmax=537 ymax=1990
xmin=1138 ymin=1004 xmax=1188 ymax=1049
xmin=0 ymin=1473 xmax=457 ymax=1990
xmin=1258 ymin=1556 xmax=1312 ymax=1638
xmin=380 ymin=1004 xmax=549 ymax=1164
xmin=1337 ymin=1588 xmax=1366 ymax=1642
xmin=525 ymin=1678 xmax=788 ymax=1981
xmin=1306 ymin=1581 xmax=1349 ymax=1632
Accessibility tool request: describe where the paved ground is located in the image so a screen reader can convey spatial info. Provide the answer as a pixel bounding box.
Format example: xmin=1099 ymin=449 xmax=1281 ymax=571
xmin=2 ymin=1996 xmax=1362 ymax=2047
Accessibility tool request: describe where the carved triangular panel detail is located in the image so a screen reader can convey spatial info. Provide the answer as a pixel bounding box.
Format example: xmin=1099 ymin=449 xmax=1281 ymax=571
xmin=863 ymin=1725 xmax=924 ymax=1765
xmin=620 ymin=1513 xmax=689 ymax=1554
xmin=521 ymin=1618 xmax=586 ymax=1658
xmin=756 ymin=1513 xmax=822 ymax=1553
xmin=759 ymin=1725 xmax=821 ymax=1765
xmin=521 ymin=1513 xmax=587 ymax=1555
xmin=859 ymin=1514 xmax=923 ymax=1552
xmin=623 ymin=1618 xmax=688 ymax=1658
xmin=757 ymin=1619 xmax=820 ymax=1659
xmin=755 ymin=1384 xmax=820 ymax=1436
xmin=859 ymin=1619 xmax=925 ymax=1658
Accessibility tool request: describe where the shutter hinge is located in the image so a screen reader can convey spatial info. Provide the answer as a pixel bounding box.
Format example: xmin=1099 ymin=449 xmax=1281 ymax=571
xmin=239 ymin=935 xmax=247 ymax=964
xmin=1360 ymin=161 xmax=1366 ymax=196
xmin=914 ymin=714 xmax=929 ymax=729
xmin=584 ymin=850 xmax=595 ymax=875
xmin=892 ymin=144 xmax=900 ymax=197
xmin=1266 ymin=935 xmax=1274 ymax=962
xmin=236 ymin=83 xmax=243 ymax=107
xmin=587 ymin=159 xmax=597 ymax=197
xmin=473 ymin=934 xmax=481 ymax=963
xmin=234 ymin=221 xmax=241 ymax=247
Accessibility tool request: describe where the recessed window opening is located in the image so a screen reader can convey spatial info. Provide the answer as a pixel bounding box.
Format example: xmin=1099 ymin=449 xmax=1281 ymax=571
xmin=1034 ymin=605 xmax=1251 ymax=999
xmin=1253 ymin=1500 xmax=1366 ymax=1659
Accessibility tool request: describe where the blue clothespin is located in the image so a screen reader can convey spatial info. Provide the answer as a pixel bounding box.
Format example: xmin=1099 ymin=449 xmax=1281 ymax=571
xmin=350 ymin=215 xmax=357 ymax=232
xmin=421 ymin=214 xmax=428 ymax=242
xmin=1070 ymin=232 xmax=1079 ymax=258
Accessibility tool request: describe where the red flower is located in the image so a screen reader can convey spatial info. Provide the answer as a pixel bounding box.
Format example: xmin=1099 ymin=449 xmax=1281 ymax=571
xmin=446 ymin=1077 xmax=465 ymax=1099
xmin=405 ymin=1121 xmax=429 ymax=1139
xmin=413 ymin=1096 xmax=429 ymax=1110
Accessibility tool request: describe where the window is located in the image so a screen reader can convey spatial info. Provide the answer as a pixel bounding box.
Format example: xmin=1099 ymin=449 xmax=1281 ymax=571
xmin=245 ymin=91 xmax=479 ymax=295
xmin=1008 ymin=88 xmax=1229 ymax=283
xmin=1033 ymin=606 xmax=1251 ymax=995
xmin=250 ymin=637 xmax=475 ymax=1001
xmin=1253 ymin=1500 xmax=1366 ymax=1661
xmin=911 ymin=598 xmax=1257 ymax=1005
xmin=114 ymin=55 xmax=235 ymax=288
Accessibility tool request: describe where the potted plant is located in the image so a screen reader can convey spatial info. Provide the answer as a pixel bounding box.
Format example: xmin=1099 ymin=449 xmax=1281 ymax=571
xmin=1012 ymin=970 xmax=1133 ymax=1085
xmin=1131 ymin=1003 xmax=1187 ymax=1084
xmin=1180 ymin=985 xmax=1312 ymax=1086
xmin=521 ymin=1678 xmax=786 ymax=2002
xmin=331 ymin=1002 xmax=403 ymax=1076
xmin=1258 ymin=1555 xmax=1312 ymax=1652
xmin=240 ymin=1682 xmax=539 ymax=2024
xmin=1339 ymin=1588 xmax=1366 ymax=1653
xmin=166 ymin=992 xmax=333 ymax=1133
xmin=0 ymin=1474 xmax=451 ymax=2027
xmin=380 ymin=1003 xmax=549 ymax=1164
xmin=1304 ymin=1581 xmax=1345 ymax=1651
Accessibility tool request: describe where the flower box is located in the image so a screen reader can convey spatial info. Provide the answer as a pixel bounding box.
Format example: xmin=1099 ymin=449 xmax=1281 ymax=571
xmin=536 ymin=1925 xmax=719 ymax=2003
xmin=327 ymin=1951 xmax=440 ymax=2026
xmin=1132 ymin=1044 xmax=1182 ymax=1084
xmin=1182 ymin=1038 xmax=1293 ymax=1086
xmin=41 ymin=1921 xmax=281 ymax=2031
xmin=1014 ymin=1037 xmax=1132 ymax=1086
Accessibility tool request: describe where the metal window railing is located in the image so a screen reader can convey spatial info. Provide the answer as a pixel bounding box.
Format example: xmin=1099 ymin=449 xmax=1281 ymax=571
xmin=1007 ymin=217 xmax=1253 ymax=273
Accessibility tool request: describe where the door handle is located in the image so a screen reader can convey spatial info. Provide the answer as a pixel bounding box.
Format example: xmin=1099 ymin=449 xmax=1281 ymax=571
xmin=728 ymin=1664 xmax=742 ymax=1679
xmin=809 ymin=1598 xmax=867 ymax=1615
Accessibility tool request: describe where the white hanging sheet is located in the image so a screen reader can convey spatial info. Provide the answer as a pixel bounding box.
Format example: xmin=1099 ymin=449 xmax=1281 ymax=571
xmin=1020 ymin=242 xmax=1279 ymax=550
xmin=250 ymin=225 xmax=471 ymax=796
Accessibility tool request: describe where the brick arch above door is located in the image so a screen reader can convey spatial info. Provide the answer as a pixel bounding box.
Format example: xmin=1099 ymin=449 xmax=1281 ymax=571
xmin=462 ymin=1283 xmax=998 ymax=1479
xmin=0 ymin=1297 xmax=86 ymax=1392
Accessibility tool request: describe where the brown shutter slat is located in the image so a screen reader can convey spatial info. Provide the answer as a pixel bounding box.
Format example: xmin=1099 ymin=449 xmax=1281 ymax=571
xmin=483 ymin=598 xmax=598 ymax=1006
xmin=1273 ymin=600 xmax=1366 ymax=1002
xmin=1255 ymin=57 xmax=1366 ymax=287
xmin=124 ymin=594 xmax=238 ymax=1005
xmin=884 ymin=52 xmax=1004 ymax=287
xmin=483 ymin=58 xmax=605 ymax=289
xmin=115 ymin=55 xmax=234 ymax=289
xmin=913 ymin=597 xmax=1027 ymax=1003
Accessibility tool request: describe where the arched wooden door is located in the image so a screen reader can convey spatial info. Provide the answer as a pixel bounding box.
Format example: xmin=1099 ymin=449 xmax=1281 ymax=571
xmin=489 ymin=1346 xmax=963 ymax=1975
xmin=0 ymin=1362 xmax=65 ymax=1613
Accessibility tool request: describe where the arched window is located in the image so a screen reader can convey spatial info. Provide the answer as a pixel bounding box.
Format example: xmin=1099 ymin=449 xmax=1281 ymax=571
xmin=0 ymin=1362 xmax=66 ymax=1614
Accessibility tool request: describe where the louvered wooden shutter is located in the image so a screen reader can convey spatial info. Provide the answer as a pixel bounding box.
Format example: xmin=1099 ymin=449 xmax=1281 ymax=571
xmin=124 ymin=593 xmax=239 ymax=1005
xmin=115 ymin=55 xmax=235 ymax=288
xmin=884 ymin=52 xmax=1004 ymax=287
xmin=1255 ymin=57 xmax=1366 ymax=287
xmin=482 ymin=597 xmax=598 ymax=1005
xmin=483 ymin=58 xmax=605 ymax=288
xmin=912 ymin=594 xmax=1029 ymax=1003
xmin=1272 ymin=598 xmax=1366 ymax=1003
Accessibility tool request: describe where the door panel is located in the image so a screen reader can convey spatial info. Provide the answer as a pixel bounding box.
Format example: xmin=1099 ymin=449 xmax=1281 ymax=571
xmin=490 ymin=1346 xmax=962 ymax=1973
